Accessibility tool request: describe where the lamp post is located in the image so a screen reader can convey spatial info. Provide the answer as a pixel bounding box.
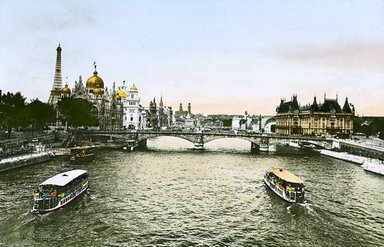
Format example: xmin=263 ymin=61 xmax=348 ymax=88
xmin=245 ymin=111 xmax=248 ymax=130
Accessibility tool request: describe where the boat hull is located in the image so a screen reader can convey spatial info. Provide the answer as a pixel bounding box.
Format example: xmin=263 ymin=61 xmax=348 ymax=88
xmin=70 ymin=153 xmax=94 ymax=162
xmin=263 ymin=176 xmax=304 ymax=203
xmin=361 ymin=159 xmax=384 ymax=176
xmin=264 ymin=176 xmax=293 ymax=203
xmin=32 ymin=183 xmax=89 ymax=214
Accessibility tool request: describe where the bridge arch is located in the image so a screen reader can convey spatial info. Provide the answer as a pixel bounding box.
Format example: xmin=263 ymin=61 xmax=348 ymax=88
xmin=137 ymin=134 xmax=196 ymax=145
xmin=263 ymin=117 xmax=276 ymax=133
xmin=76 ymin=130 xmax=334 ymax=153
xmin=203 ymin=135 xmax=262 ymax=148
xmin=136 ymin=133 xmax=264 ymax=151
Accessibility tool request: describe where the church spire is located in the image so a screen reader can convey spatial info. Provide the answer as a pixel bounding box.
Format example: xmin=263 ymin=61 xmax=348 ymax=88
xmin=48 ymin=44 xmax=63 ymax=105
xmin=159 ymin=95 xmax=164 ymax=108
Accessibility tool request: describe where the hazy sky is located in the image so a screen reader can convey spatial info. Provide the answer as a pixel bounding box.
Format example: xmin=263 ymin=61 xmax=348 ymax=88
xmin=1 ymin=0 xmax=384 ymax=116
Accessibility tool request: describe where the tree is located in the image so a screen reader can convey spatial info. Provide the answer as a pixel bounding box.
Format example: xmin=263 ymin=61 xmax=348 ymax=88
xmin=25 ymin=99 xmax=55 ymax=134
xmin=0 ymin=92 xmax=26 ymax=138
xmin=57 ymin=98 xmax=98 ymax=128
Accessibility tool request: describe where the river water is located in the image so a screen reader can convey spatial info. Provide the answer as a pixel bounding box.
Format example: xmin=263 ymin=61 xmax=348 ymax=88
xmin=0 ymin=137 xmax=383 ymax=246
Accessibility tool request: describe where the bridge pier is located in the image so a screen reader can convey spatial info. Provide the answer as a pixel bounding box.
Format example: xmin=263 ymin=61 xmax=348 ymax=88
xmin=193 ymin=142 xmax=205 ymax=150
xmin=123 ymin=139 xmax=147 ymax=151
xmin=123 ymin=140 xmax=136 ymax=151
xmin=193 ymin=134 xmax=205 ymax=150
xmin=138 ymin=139 xmax=147 ymax=149
xmin=251 ymin=142 xmax=260 ymax=153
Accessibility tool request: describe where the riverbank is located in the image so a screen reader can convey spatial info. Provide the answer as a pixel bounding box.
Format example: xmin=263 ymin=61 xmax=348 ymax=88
xmin=319 ymin=148 xmax=384 ymax=176
xmin=320 ymin=149 xmax=367 ymax=165
xmin=0 ymin=152 xmax=52 ymax=173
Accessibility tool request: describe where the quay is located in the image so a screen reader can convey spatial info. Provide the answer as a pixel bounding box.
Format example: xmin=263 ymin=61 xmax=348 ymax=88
xmin=318 ymin=137 xmax=384 ymax=176
xmin=320 ymin=149 xmax=367 ymax=165
xmin=0 ymin=152 xmax=51 ymax=173
xmin=338 ymin=137 xmax=384 ymax=160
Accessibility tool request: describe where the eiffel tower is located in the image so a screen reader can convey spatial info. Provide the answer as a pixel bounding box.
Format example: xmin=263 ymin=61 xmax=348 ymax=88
xmin=48 ymin=44 xmax=63 ymax=105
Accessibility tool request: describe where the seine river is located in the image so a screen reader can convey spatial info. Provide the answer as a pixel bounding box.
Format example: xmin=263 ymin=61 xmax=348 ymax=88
xmin=0 ymin=137 xmax=383 ymax=246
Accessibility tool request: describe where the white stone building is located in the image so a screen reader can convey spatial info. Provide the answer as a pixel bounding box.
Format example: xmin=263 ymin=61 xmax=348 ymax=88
xmin=122 ymin=84 xmax=145 ymax=129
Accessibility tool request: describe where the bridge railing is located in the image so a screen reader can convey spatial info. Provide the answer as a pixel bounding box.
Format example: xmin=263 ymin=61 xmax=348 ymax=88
xmin=79 ymin=129 xmax=333 ymax=142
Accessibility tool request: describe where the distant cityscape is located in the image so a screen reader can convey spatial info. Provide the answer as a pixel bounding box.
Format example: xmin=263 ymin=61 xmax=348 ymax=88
xmin=1 ymin=45 xmax=384 ymax=140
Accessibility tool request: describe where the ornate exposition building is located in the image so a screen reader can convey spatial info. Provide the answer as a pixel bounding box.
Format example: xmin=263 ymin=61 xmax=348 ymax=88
xmin=48 ymin=45 xmax=174 ymax=130
xmin=275 ymin=95 xmax=355 ymax=137
xmin=61 ymin=65 xmax=125 ymax=130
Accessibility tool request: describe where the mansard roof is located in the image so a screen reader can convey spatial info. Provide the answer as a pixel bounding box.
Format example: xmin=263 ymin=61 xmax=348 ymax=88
xmin=342 ymin=97 xmax=353 ymax=113
xmin=311 ymin=96 xmax=319 ymax=112
xmin=276 ymin=95 xmax=300 ymax=113
xmin=321 ymin=99 xmax=342 ymax=113
xmin=276 ymin=95 xmax=354 ymax=114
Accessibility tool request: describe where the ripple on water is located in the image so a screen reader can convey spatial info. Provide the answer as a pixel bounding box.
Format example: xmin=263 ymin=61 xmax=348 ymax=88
xmin=1 ymin=146 xmax=384 ymax=246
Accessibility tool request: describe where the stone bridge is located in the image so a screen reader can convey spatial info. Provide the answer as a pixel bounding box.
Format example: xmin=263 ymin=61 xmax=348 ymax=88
xmin=76 ymin=130 xmax=333 ymax=152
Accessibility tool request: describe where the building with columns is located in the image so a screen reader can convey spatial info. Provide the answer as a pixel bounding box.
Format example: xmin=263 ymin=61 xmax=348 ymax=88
xmin=275 ymin=95 xmax=355 ymax=137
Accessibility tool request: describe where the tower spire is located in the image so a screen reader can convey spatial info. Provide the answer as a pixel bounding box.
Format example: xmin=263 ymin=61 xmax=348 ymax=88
xmin=159 ymin=94 xmax=164 ymax=108
xmin=48 ymin=44 xmax=63 ymax=105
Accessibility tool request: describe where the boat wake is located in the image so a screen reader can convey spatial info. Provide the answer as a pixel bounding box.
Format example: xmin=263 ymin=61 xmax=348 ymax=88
xmin=287 ymin=200 xmax=316 ymax=216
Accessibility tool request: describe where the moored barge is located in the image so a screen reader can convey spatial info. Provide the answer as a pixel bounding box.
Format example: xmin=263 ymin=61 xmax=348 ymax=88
xmin=70 ymin=146 xmax=94 ymax=162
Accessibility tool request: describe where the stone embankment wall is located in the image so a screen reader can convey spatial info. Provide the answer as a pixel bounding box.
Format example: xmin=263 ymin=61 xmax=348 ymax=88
xmin=0 ymin=132 xmax=68 ymax=158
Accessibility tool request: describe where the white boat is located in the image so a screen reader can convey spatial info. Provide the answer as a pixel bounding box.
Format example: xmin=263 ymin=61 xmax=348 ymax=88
xmin=361 ymin=159 xmax=384 ymax=176
xmin=320 ymin=149 xmax=367 ymax=164
xmin=264 ymin=167 xmax=305 ymax=203
xmin=302 ymin=144 xmax=315 ymax=149
xmin=288 ymin=140 xmax=301 ymax=149
xmin=32 ymin=169 xmax=89 ymax=214
xmin=259 ymin=143 xmax=276 ymax=152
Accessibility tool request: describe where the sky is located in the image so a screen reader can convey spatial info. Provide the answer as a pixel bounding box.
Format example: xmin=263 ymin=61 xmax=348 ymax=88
xmin=1 ymin=0 xmax=384 ymax=116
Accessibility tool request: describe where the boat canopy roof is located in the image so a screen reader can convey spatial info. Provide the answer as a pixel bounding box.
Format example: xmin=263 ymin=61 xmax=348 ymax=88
xmin=40 ymin=169 xmax=87 ymax=187
xmin=266 ymin=167 xmax=304 ymax=184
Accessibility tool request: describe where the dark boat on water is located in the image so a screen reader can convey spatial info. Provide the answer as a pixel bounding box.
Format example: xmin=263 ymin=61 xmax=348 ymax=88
xmin=32 ymin=169 xmax=89 ymax=214
xmin=70 ymin=146 xmax=94 ymax=162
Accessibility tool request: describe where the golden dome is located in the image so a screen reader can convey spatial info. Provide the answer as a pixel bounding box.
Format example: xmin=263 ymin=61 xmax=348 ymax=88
xmin=130 ymin=84 xmax=138 ymax=90
xmin=62 ymin=84 xmax=71 ymax=94
xmin=93 ymin=84 xmax=103 ymax=95
xmin=116 ymin=89 xmax=128 ymax=98
xmin=86 ymin=71 xmax=104 ymax=89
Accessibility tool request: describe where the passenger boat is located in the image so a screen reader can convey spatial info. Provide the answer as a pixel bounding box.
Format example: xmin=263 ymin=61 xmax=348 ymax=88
xmin=31 ymin=169 xmax=89 ymax=214
xmin=263 ymin=167 xmax=305 ymax=203
xmin=70 ymin=146 xmax=94 ymax=161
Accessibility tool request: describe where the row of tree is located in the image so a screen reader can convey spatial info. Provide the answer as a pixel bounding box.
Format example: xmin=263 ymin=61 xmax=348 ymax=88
xmin=0 ymin=91 xmax=97 ymax=138
xmin=353 ymin=117 xmax=384 ymax=139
